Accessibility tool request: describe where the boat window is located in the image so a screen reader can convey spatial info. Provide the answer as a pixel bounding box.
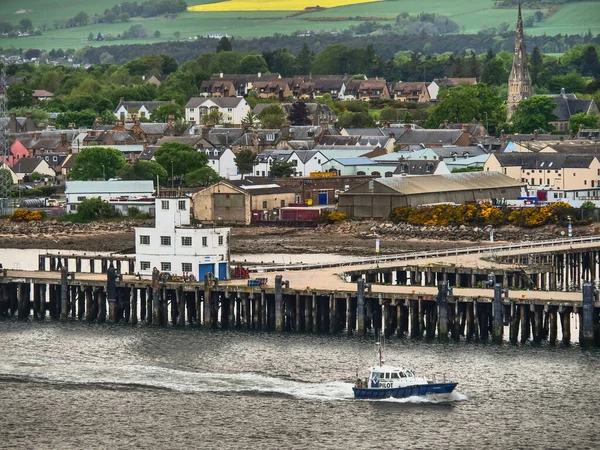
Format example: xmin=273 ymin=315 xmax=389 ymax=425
xmin=399 ymin=372 xmax=406 ymax=378
xmin=391 ymin=373 xmax=399 ymax=379
xmin=406 ymin=370 xmax=414 ymax=377
xmin=384 ymin=372 xmax=390 ymax=379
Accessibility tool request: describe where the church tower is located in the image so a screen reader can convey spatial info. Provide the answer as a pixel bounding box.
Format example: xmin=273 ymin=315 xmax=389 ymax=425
xmin=507 ymin=3 xmax=532 ymax=120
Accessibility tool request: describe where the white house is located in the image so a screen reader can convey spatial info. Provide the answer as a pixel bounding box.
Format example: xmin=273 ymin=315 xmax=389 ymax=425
xmin=185 ymin=97 xmax=250 ymax=126
xmin=135 ymin=194 xmax=231 ymax=279
xmin=204 ymin=148 xmax=238 ymax=178
xmin=113 ymin=98 xmax=171 ymax=121
xmin=65 ymin=180 xmax=155 ymax=214
xmin=253 ymin=149 xmax=328 ymax=177
xmin=13 ymin=157 xmax=56 ymax=181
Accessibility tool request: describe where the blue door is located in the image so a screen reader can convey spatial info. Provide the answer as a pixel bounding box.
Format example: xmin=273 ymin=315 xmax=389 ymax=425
xmin=218 ymin=262 xmax=228 ymax=280
xmin=318 ymin=191 xmax=328 ymax=205
xmin=198 ymin=263 xmax=214 ymax=281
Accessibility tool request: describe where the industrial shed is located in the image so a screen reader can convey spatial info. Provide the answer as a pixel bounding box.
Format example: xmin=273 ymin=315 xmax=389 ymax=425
xmin=338 ymin=172 xmax=525 ymax=218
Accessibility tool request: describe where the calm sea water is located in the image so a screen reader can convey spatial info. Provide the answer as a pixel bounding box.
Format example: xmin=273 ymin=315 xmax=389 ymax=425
xmin=0 ymin=321 xmax=599 ymax=449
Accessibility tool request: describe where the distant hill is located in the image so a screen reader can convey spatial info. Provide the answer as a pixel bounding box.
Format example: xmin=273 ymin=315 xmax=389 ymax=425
xmin=0 ymin=0 xmax=598 ymax=52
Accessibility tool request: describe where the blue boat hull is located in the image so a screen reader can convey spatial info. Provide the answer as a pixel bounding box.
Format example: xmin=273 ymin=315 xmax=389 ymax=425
xmin=352 ymin=382 xmax=458 ymax=399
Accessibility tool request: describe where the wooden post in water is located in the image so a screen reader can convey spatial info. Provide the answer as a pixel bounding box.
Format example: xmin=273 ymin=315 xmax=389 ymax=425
xmin=130 ymin=287 xmax=138 ymax=325
xmin=520 ymin=304 xmax=529 ymax=343
xmin=33 ymin=283 xmax=41 ymax=320
xmin=509 ymin=302 xmax=519 ymax=344
xmin=176 ymin=287 xmax=185 ymax=327
xmin=305 ymin=293 xmax=312 ymax=332
xmin=244 ymin=292 xmax=251 ymax=330
xmin=85 ymin=287 xmax=93 ymax=322
xmin=533 ymin=305 xmax=543 ymax=344
xmin=17 ymin=283 xmax=28 ymax=320
xmin=275 ymin=275 xmax=283 ymax=332
xmin=106 ymin=265 xmax=117 ymax=323
xmin=549 ymin=306 xmax=558 ymax=345
xmin=60 ymin=267 xmax=68 ymax=321
xmin=437 ymin=281 xmax=448 ymax=340
xmin=329 ymin=294 xmax=336 ymax=334
xmin=357 ymin=279 xmax=365 ymax=335
xmin=296 ymin=292 xmax=301 ymax=332
xmin=581 ymin=282 xmax=595 ymax=347
xmin=311 ymin=292 xmax=317 ymax=333
xmin=492 ymin=283 xmax=504 ymax=343
xmin=77 ymin=287 xmax=85 ymax=321
xmin=152 ymin=268 xmax=160 ymax=325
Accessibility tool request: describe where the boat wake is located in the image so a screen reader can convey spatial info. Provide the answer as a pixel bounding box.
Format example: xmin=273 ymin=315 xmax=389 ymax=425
xmin=0 ymin=360 xmax=354 ymax=401
xmin=376 ymin=390 xmax=468 ymax=404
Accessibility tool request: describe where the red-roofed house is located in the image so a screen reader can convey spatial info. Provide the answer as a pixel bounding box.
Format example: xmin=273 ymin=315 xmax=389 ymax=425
xmin=0 ymin=140 xmax=31 ymax=167
xmin=33 ymin=90 xmax=54 ymax=102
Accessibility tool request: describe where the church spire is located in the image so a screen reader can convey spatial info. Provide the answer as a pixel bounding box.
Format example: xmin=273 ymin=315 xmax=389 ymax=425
xmin=507 ymin=3 xmax=532 ymax=120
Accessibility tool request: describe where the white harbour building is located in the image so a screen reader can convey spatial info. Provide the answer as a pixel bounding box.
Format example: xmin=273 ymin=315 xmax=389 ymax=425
xmin=135 ymin=192 xmax=230 ymax=280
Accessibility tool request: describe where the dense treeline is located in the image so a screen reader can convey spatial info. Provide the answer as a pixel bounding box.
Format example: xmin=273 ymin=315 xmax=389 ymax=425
xmin=80 ymin=31 xmax=600 ymax=66
xmin=1 ymin=40 xmax=599 ymax=135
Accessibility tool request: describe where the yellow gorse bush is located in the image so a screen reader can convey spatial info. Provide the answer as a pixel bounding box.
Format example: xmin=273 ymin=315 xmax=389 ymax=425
xmin=389 ymin=202 xmax=584 ymax=228
xmin=9 ymin=209 xmax=44 ymax=222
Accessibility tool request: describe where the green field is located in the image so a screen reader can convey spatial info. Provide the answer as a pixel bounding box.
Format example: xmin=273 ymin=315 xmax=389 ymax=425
xmin=0 ymin=0 xmax=598 ymax=51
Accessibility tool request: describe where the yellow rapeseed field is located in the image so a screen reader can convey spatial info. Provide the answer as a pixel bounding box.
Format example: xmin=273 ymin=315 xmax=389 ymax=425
xmin=188 ymin=0 xmax=380 ymax=12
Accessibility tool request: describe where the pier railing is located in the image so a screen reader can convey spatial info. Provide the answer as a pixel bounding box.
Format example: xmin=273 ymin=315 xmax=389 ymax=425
xmin=247 ymin=235 xmax=600 ymax=273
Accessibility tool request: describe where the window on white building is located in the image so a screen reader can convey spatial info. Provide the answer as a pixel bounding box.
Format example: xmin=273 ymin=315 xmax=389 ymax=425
xmin=140 ymin=235 xmax=150 ymax=245
xmin=218 ymin=235 xmax=224 ymax=246
xmin=202 ymin=236 xmax=208 ymax=247
xmin=161 ymin=262 xmax=171 ymax=272
xmin=140 ymin=261 xmax=151 ymax=270
xmin=162 ymin=200 xmax=169 ymax=210
xmin=182 ymin=262 xmax=192 ymax=272
xmin=77 ymin=196 xmax=86 ymax=201
xmin=178 ymin=200 xmax=186 ymax=210
xmin=160 ymin=236 xmax=171 ymax=246
xmin=181 ymin=236 xmax=192 ymax=246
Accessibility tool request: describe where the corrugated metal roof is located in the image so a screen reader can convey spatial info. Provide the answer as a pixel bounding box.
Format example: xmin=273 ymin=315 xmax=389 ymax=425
xmin=376 ymin=172 xmax=523 ymax=195
xmin=66 ymin=180 xmax=154 ymax=194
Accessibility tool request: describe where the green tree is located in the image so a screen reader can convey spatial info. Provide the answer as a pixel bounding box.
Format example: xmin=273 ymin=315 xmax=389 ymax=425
xmin=216 ymin=36 xmax=232 ymax=53
xmin=295 ymin=43 xmax=313 ymax=74
xmin=118 ymin=160 xmax=168 ymax=186
xmin=259 ymin=105 xmax=285 ymax=128
xmin=7 ymin=84 xmax=33 ymax=109
xmin=510 ymin=96 xmax=558 ymax=134
xmin=403 ymin=111 xmax=413 ymax=124
xmin=549 ymin=72 xmax=587 ymax=94
xmin=246 ymin=90 xmax=260 ymax=108
xmin=481 ymin=56 xmax=508 ymax=86
xmin=270 ymin=161 xmax=295 ymax=177
xmin=154 ymin=142 xmax=209 ymax=185
xmin=99 ymin=109 xmax=117 ymax=125
xmin=529 ymin=46 xmax=544 ymax=86
xmin=239 ymin=53 xmax=269 ymax=74
xmin=154 ymin=30 xmax=161 ymax=39
xmin=19 ymin=18 xmax=33 ymax=33
xmin=71 ymin=147 xmax=127 ymax=181
xmin=185 ymin=166 xmax=221 ymax=187
xmin=76 ymin=197 xmax=120 ymax=221
xmin=29 ymin=171 xmax=43 ymax=181
xmin=288 ymin=101 xmax=311 ymax=125
xmin=174 ymin=31 xmax=181 ymax=39
xmin=242 ymin=110 xmax=258 ymax=127
xmin=55 ymin=109 xmax=97 ymax=128
xmin=203 ymin=109 xmax=223 ymax=125
xmin=151 ymin=103 xmax=184 ymax=122
xmin=74 ymin=11 xmax=89 ymax=26
xmin=425 ymin=83 xmax=504 ymax=133
xmin=569 ymin=112 xmax=600 ymax=134
xmin=234 ymin=149 xmax=257 ymax=177
xmin=0 ymin=168 xmax=14 ymax=195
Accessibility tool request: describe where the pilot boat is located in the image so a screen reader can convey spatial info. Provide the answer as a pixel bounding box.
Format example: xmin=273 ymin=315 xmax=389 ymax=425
xmin=352 ymin=343 xmax=457 ymax=400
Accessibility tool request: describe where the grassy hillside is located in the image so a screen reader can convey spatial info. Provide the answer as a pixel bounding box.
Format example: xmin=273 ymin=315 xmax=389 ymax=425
xmin=0 ymin=0 xmax=598 ymax=52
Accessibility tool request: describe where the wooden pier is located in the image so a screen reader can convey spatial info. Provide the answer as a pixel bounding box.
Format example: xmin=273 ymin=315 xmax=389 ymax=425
xmin=1 ymin=263 xmax=598 ymax=347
